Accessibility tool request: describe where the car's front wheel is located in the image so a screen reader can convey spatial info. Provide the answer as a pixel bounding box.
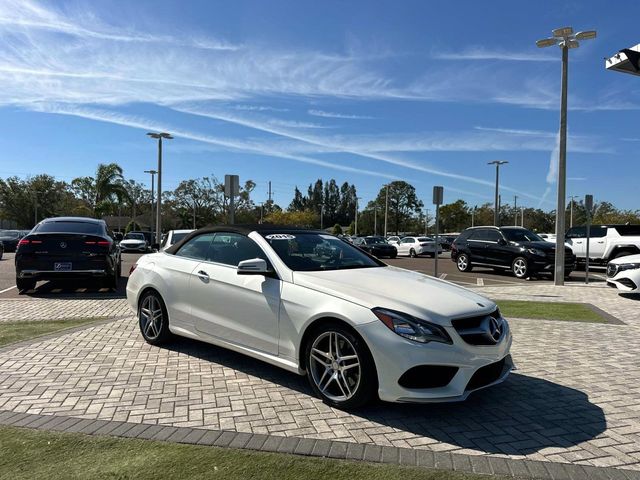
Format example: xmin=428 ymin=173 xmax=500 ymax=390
xmin=16 ymin=277 xmax=36 ymax=292
xmin=305 ymin=324 xmax=377 ymax=409
xmin=512 ymin=257 xmax=529 ymax=279
xmin=138 ymin=290 xmax=173 ymax=345
xmin=456 ymin=253 xmax=472 ymax=272
xmin=409 ymin=248 xmax=417 ymax=258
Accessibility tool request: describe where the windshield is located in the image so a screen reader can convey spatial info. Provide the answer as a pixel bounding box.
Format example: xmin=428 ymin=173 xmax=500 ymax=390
xmin=125 ymin=233 xmax=145 ymax=240
xmin=262 ymin=232 xmax=383 ymax=271
xmin=417 ymin=237 xmax=432 ymax=242
xmin=0 ymin=231 xmax=20 ymax=239
xmin=171 ymin=232 xmax=189 ymax=245
xmin=502 ymin=228 xmax=543 ymax=243
xmin=364 ymin=237 xmax=386 ymax=244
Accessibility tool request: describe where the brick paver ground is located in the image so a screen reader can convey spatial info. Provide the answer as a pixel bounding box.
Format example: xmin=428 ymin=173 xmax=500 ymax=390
xmin=0 ymin=298 xmax=130 ymax=321
xmin=0 ymin=284 xmax=639 ymax=473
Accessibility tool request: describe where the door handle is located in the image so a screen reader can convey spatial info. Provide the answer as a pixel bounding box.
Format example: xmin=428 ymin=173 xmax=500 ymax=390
xmin=597 ymin=241 xmax=604 ymax=244
xmin=196 ymin=270 xmax=209 ymax=281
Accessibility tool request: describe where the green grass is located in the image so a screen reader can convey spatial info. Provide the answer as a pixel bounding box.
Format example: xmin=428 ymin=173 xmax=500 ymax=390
xmin=0 ymin=318 xmax=107 ymax=346
xmin=495 ymin=300 xmax=607 ymax=323
xmin=0 ymin=425 xmax=516 ymax=480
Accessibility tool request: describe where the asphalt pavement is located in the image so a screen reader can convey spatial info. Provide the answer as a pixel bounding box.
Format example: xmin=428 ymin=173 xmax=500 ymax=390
xmin=0 ymin=250 xmax=607 ymax=299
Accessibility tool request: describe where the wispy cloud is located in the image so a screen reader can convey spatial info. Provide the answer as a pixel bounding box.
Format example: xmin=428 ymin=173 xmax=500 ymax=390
xmin=433 ymin=46 xmax=555 ymax=62
xmin=308 ymin=109 xmax=375 ymax=119
xmin=233 ymin=105 xmax=289 ymax=112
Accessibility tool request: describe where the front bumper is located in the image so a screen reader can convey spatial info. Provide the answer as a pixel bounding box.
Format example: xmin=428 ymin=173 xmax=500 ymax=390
xmin=120 ymin=244 xmax=147 ymax=252
xmin=356 ymin=320 xmax=513 ymax=403
xmin=607 ymin=276 xmax=638 ymax=292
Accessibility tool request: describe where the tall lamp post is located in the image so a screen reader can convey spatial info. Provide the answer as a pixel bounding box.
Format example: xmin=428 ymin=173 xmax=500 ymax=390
xmin=146 ymin=132 xmax=173 ymax=245
xmin=536 ymin=26 xmax=596 ymax=285
xmin=354 ymin=197 xmax=361 ymax=236
xmin=568 ymin=195 xmax=579 ymax=228
xmin=144 ymin=169 xmax=157 ymax=239
xmin=488 ymin=161 xmax=508 ymax=226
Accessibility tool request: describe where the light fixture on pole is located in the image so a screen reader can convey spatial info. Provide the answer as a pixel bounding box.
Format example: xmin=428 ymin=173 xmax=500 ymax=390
xmin=537 ymin=26 xmax=596 ymax=286
xmin=146 ymin=132 xmax=173 ymax=245
xmin=144 ymin=169 xmax=157 ymax=240
xmin=488 ymin=161 xmax=508 ymax=226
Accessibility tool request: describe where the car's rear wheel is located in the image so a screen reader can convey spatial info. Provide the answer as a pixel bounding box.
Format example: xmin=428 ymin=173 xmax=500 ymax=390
xmin=390 ymin=252 xmax=397 ymax=259
xmin=305 ymin=324 xmax=377 ymax=409
xmin=138 ymin=290 xmax=173 ymax=345
xmin=409 ymin=248 xmax=417 ymax=258
xmin=16 ymin=278 xmax=36 ymax=292
xmin=456 ymin=253 xmax=472 ymax=272
xmin=512 ymin=257 xmax=529 ymax=279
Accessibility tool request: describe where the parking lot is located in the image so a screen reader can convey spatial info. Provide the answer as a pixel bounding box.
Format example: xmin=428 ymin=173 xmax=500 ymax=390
xmin=0 ymin=251 xmax=606 ymax=299
xmin=2 ymin=247 xmax=640 ymax=477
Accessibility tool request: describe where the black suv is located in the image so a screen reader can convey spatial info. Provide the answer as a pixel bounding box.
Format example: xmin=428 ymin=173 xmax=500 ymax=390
xmin=451 ymin=226 xmax=575 ymax=279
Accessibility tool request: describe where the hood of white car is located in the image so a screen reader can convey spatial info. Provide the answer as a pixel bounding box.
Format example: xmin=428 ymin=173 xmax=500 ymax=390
xmin=293 ymin=266 xmax=495 ymax=325
xmin=120 ymin=239 xmax=145 ymax=245
xmin=609 ymin=253 xmax=640 ymax=265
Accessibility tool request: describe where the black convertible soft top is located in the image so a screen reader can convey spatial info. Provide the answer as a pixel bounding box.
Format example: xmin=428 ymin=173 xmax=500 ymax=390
xmin=164 ymin=224 xmax=328 ymax=255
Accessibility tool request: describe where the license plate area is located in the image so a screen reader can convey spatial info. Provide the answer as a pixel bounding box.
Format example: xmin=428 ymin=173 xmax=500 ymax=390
xmin=54 ymin=262 xmax=72 ymax=272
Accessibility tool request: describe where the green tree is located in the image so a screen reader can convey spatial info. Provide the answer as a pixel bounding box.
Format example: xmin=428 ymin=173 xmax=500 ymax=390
xmin=332 ymin=223 xmax=343 ymax=235
xmin=371 ymin=181 xmax=423 ymax=234
xmin=347 ymin=221 xmax=355 ymax=236
xmin=71 ymin=163 xmax=129 ymax=217
xmin=439 ymin=200 xmax=471 ymax=233
xmin=264 ymin=209 xmax=317 ymax=227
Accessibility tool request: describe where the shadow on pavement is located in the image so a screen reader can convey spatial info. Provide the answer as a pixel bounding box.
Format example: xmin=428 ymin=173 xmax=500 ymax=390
xmin=21 ymin=277 xmax=127 ymax=299
xmin=162 ymin=336 xmax=606 ymax=456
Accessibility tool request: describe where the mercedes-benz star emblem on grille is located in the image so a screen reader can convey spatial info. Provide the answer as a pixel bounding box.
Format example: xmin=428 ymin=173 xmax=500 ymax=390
xmin=607 ymin=264 xmax=618 ymax=277
xmin=489 ymin=317 xmax=502 ymax=342
xmin=59 ymin=242 xmax=67 ymax=249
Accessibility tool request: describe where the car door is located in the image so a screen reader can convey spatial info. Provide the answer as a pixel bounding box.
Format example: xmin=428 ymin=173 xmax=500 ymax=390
xmin=587 ymin=226 xmax=607 ymax=259
xmin=483 ymin=229 xmax=511 ymax=266
xmin=164 ymin=232 xmax=218 ymax=329
xmin=191 ymin=232 xmax=280 ymax=355
xmin=466 ymin=229 xmax=489 ymax=263
xmin=565 ymin=227 xmax=586 ymax=258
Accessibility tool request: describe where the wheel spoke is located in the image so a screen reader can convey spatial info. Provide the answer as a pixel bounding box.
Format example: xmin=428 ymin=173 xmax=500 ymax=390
xmin=333 ymin=333 xmax=341 ymax=358
xmin=144 ymin=318 xmax=155 ymax=336
xmin=339 ymin=372 xmax=352 ymax=397
xmin=319 ymin=371 xmax=335 ymax=393
xmin=334 ymin=373 xmax=348 ymax=397
xmin=311 ymin=352 xmax=331 ymax=367
xmin=341 ymin=362 xmax=359 ymax=372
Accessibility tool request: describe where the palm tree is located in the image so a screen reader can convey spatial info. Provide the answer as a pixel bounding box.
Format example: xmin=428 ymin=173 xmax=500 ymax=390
xmin=72 ymin=163 xmax=129 ymax=217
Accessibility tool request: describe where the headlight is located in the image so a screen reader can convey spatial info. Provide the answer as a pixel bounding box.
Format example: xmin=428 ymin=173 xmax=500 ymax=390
xmin=527 ymin=248 xmax=546 ymax=257
xmin=372 ymin=308 xmax=452 ymax=344
xmin=618 ymin=263 xmax=640 ymax=272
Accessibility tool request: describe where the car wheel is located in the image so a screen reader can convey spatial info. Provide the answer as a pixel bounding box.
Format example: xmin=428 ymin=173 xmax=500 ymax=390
xmin=456 ymin=253 xmax=472 ymax=272
xmin=16 ymin=278 xmax=36 ymax=292
xmin=512 ymin=257 xmax=529 ymax=279
xmin=390 ymin=252 xmax=397 ymax=259
xmin=305 ymin=324 xmax=377 ymax=409
xmin=409 ymin=248 xmax=417 ymax=258
xmin=138 ymin=290 xmax=173 ymax=345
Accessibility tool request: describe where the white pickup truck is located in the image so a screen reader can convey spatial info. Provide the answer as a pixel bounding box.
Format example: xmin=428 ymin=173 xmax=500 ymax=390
xmin=565 ymin=224 xmax=640 ymax=266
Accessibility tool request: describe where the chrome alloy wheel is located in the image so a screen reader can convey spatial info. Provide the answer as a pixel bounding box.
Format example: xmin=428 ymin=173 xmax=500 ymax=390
xmin=309 ymin=331 xmax=361 ymax=402
xmin=457 ymin=255 xmax=468 ymax=270
xmin=513 ymin=258 xmax=527 ymax=278
xmin=140 ymin=295 xmax=163 ymax=340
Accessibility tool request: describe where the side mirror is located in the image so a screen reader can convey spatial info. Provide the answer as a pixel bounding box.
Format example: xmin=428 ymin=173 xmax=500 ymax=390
xmin=237 ymin=258 xmax=272 ymax=275
xmin=497 ymin=238 xmax=507 ymax=246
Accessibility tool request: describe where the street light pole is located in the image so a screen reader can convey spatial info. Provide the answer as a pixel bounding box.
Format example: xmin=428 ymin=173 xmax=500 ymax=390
xmin=537 ymin=26 xmax=596 ymax=286
xmin=144 ymin=169 xmax=157 ymax=239
xmin=488 ymin=161 xmax=508 ymax=226
xmin=320 ymin=203 xmax=324 ymax=230
xmin=146 ymin=133 xmax=173 ymax=246
xmin=384 ymin=184 xmax=389 ymax=237
xmin=568 ymin=195 xmax=579 ymax=228
xmin=514 ymin=195 xmax=518 ymax=226
xmin=354 ymin=197 xmax=361 ymax=236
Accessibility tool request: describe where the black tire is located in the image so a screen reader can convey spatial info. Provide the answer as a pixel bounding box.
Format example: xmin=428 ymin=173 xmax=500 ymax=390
xmin=429 ymin=253 xmax=435 ymax=258
xmin=16 ymin=278 xmax=36 ymax=292
xmin=138 ymin=290 xmax=173 ymax=345
xmin=512 ymin=256 xmax=529 ymax=279
xmin=409 ymin=248 xmax=417 ymax=258
xmin=390 ymin=252 xmax=397 ymax=259
xmin=456 ymin=253 xmax=472 ymax=272
xmin=304 ymin=323 xmax=377 ymax=409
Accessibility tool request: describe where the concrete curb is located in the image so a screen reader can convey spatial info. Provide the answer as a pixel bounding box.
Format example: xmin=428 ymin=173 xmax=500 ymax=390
xmin=1 ymin=410 xmax=638 ymax=480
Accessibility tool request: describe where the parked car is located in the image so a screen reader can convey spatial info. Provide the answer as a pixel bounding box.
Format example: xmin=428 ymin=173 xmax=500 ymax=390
xmin=606 ymin=254 xmax=640 ymax=293
xmin=0 ymin=230 xmax=23 ymax=252
xmin=439 ymin=235 xmax=458 ymax=251
xmin=0 ymin=241 xmax=4 ymax=260
xmin=451 ymin=226 xmax=575 ymax=279
xmin=160 ymin=229 xmax=195 ymax=251
xmin=127 ymin=226 xmax=513 ymax=408
xmin=396 ymin=236 xmax=441 ymax=258
xmin=119 ymin=232 xmax=149 ymax=252
xmin=565 ymin=224 xmax=640 ymax=267
xmin=352 ymin=236 xmax=397 ymax=258
xmin=15 ymin=216 xmax=121 ymax=292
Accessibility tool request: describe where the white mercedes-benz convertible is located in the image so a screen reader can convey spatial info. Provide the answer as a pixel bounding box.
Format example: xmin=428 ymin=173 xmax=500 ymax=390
xmin=126 ymin=226 xmax=513 ymax=409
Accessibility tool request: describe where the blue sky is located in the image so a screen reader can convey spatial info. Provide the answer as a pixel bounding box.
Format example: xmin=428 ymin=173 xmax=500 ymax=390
xmin=0 ymin=0 xmax=638 ymax=211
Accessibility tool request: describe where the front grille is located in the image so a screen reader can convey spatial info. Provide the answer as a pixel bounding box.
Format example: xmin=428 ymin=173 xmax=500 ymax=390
xmin=451 ymin=309 xmax=505 ymax=346
xmin=398 ymin=365 xmax=458 ymax=389
xmin=607 ymin=264 xmax=618 ymax=277
xmin=619 ymin=278 xmax=638 ymax=290
xmin=466 ymin=357 xmax=507 ymax=391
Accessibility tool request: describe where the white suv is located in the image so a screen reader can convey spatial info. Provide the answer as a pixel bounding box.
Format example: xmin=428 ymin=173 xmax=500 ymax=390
xmin=565 ymin=224 xmax=640 ymax=267
xmin=607 ymin=253 xmax=640 ymax=293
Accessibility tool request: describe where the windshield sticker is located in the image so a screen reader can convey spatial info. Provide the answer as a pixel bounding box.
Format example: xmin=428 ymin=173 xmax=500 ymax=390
xmin=265 ymin=234 xmax=296 ymax=240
